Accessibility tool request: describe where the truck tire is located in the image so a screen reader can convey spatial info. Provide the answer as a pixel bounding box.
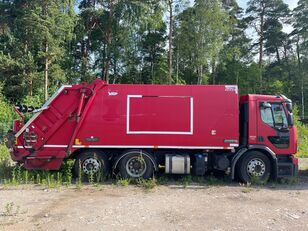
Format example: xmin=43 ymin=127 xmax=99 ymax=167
xmin=238 ymin=151 xmax=271 ymax=183
xmin=74 ymin=150 xmax=109 ymax=181
xmin=119 ymin=150 xmax=154 ymax=179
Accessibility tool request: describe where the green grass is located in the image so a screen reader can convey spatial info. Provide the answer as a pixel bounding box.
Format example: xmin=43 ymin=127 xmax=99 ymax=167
xmin=180 ymin=175 xmax=193 ymax=187
xmin=296 ymin=121 xmax=308 ymax=158
xmin=249 ymin=175 xmax=268 ymax=186
xmin=2 ymin=166 xmax=67 ymax=188
xmin=0 ymin=144 xmax=14 ymax=180
xmin=0 ymin=146 xmax=76 ymax=188
xmin=241 ymin=187 xmax=253 ymax=193
xmin=278 ymin=176 xmax=300 ymax=184
xmin=136 ymin=178 xmax=157 ymax=191
xmin=294 ymin=106 xmax=308 ymax=158
xmin=115 ymin=177 xmax=158 ymax=192
xmin=205 ymin=175 xmax=225 ymax=185
xmin=116 ymin=178 xmax=131 ymax=186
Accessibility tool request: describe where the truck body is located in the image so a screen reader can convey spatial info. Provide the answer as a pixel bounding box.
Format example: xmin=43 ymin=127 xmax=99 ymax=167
xmin=7 ymin=79 xmax=298 ymax=182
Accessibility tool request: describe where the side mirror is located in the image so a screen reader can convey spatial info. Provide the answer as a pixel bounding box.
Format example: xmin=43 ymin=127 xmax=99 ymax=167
xmin=260 ymin=102 xmax=271 ymax=109
xmin=287 ymin=113 xmax=294 ymax=126
xmin=286 ymin=103 xmax=293 ymax=113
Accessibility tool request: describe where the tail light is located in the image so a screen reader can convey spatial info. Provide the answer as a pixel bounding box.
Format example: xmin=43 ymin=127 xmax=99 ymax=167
xmin=24 ymin=130 xmax=38 ymax=144
xmin=292 ymin=156 xmax=299 ymax=166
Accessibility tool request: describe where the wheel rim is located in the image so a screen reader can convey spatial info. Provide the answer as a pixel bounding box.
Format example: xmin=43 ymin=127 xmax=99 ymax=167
xmin=82 ymin=158 xmax=101 ymax=175
xmin=247 ymin=158 xmax=266 ymax=177
xmin=125 ymin=156 xmax=147 ymax=178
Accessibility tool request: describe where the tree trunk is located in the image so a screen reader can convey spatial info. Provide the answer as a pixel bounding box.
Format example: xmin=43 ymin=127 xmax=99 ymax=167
xmin=81 ymin=39 xmax=89 ymax=82
xmin=275 ymin=47 xmax=280 ymax=63
xmin=176 ymin=46 xmax=179 ymax=84
xmin=100 ymin=43 xmax=106 ymax=79
xmin=199 ymin=65 xmax=203 ymax=85
xmin=301 ymin=76 xmax=305 ymax=119
xmin=29 ymin=78 xmax=33 ymax=97
xmin=296 ymin=37 xmax=304 ymax=118
xmin=259 ymin=2 xmax=265 ymax=67
xmin=212 ymin=59 xmax=216 ymax=84
xmin=259 ymin=1 xmax=265 ymax=92
xmin=24 ymin=38 xmax=33 ymax=97
xmin=44 ymin=41 xmax=49 ymax=101
xmin=168 ymin=0 xmax=173 ymax=84
xmin=151 ymin=53 xmax=154 ymax=83
xmin=283 ymin=45 xmax=291 ymax=82
xmin=104 ymin=0 xmax=114 ymax=84
xmin=113 ymin=57 xmax=117 ymax=84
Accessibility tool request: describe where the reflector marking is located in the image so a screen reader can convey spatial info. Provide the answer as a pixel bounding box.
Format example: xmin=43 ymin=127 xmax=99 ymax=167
xmin=126 ymin=95 xmax=194 ymax=135
xmin=16 ymin=145 xmax=235 ymax=150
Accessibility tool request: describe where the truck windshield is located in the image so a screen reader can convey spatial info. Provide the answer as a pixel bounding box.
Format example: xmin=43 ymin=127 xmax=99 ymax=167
xmin=261 ymin=103 xmax=288 ymax=129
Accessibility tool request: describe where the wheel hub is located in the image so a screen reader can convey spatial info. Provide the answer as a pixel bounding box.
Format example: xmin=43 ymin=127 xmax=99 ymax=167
xmin=247 ymin=158 xmax=266 ymax=177
xmin=82 ymin=158 xmax=101 ymax=175
xmin=126 ymin=156 xmax=147 ymax=178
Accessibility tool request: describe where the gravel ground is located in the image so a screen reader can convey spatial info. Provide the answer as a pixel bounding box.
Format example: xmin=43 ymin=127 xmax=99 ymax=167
xmin=0 ymin=159 xmax=308 ymax=231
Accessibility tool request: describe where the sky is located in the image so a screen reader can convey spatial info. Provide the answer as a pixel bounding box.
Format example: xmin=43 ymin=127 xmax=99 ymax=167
xmin=237 ymin=0 xmax=299 ymax=10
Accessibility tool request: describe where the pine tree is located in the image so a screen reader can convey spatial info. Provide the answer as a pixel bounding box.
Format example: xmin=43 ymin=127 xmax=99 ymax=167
xmin=293 ymin=0 xmax=308 ymax=118
xmin=246 ymin=0 xmax=290 ymax=91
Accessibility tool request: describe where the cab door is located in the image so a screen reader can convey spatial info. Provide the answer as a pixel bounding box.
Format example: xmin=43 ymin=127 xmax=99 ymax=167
xmin=257 ymin=101 xmax=291 ymax=154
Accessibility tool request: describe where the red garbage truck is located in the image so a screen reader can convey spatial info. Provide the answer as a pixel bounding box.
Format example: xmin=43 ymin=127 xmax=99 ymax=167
xmin=7 ymin=79 xmax=298 ymax=182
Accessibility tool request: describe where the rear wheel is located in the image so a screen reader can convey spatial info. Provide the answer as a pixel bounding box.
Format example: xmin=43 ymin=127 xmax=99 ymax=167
xmin=238 ymin=151 xmax=271 ymax=183
xmin=74 ymin=150 xmax=109 ymax=181
xmin=119 ymin=150 xmax=154 ymax=179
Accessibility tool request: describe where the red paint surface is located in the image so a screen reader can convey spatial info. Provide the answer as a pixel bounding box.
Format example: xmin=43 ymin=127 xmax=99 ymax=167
xmin=129 ymin=96 xmax=191 ymax=133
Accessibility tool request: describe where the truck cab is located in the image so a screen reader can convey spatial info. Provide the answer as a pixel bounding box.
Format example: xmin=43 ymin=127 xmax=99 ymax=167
xmin=239 ymin=95 xmax=298 ymax=180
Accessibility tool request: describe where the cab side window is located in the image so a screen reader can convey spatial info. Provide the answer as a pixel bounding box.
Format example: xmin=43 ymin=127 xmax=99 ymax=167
xmin=260 ymin=102 xmax=290 ymax=148
xmin=261 ymin=107 xmax=274 ymax=127
xmin=260 ymin=103 xmax=288 ymax=129
xmin=272 ymin=104 xmax=288 ymax=128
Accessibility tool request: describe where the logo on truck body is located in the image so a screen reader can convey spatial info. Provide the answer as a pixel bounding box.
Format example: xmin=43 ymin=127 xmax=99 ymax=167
xmin=225 ymin=86 xmax=238 ymax=94
xmin=108 ymin=91 xmax=118 ymax=96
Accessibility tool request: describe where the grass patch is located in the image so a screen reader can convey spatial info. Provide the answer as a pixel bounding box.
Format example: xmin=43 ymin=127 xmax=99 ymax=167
xmin=294 ymin=106 xmax=308 ymax=158
xmin=249 ymin=176 xmax=267 ymax=186
xmin=205 ymin=175 xmax=225 ymax=185
xmin=278 ymin=176 xmax=299 ymax=185
xmin=156 ymin=175 xmax=169 ymax=185
xmin=136 ymin=178 xmax=157 ymax=191
xmin=241 ymin=187 xmax=253 ymax=193
xmin=0 ymin=148 xmax=77 ymax=188
xmin=180 ymin=175 xmax=193 ymax=187
xmin=0 ymin=144 xmax=14 ymax=180
xmin=296 ymin=120 xmax=308 ymax=158
xmin=116 ymin=178 xmax=131 ymax=187
xmin=114 ymin=177 xmax=158 ymax=191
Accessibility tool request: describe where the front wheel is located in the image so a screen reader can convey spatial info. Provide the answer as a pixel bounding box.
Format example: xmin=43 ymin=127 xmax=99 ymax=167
xmin=238 ymin=151 xmax=271 ymax=183
xmin=119 ymin=150 xmax=154 ymax=179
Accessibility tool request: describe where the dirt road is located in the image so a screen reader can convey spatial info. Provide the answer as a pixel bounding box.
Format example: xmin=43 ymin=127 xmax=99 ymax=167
xmin=1 ymin=160 xmax=308 ymax=231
